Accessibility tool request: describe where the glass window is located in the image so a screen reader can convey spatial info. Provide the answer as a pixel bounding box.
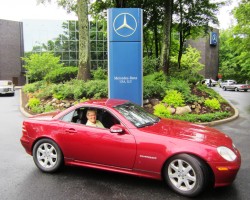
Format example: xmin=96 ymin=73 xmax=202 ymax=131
xmin=114 ymin=103 xmax=159 ymax=128
xmin=61 ymin=110 xmax=75 ymax=122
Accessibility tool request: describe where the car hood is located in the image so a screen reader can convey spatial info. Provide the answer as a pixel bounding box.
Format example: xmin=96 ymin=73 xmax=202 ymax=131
xmin=141 ymin=118 xmax=232 ymax=147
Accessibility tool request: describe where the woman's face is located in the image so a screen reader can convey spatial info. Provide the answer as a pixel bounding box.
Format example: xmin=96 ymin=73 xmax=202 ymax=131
xmin=87 ymin=111 xmax=97 ymax=124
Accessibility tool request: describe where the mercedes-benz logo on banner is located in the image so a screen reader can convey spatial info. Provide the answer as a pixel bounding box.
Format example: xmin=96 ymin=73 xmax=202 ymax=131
xmin=212 ymin=33 xmax=217 ymax=43
xmin=113 ymin=13 xmax=137 ymax=37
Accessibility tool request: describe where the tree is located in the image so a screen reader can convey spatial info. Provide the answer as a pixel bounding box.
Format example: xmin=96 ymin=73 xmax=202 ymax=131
xmin=77 ymin=0 xmax=91 ymax=80
xmin=160 ymin=0 xmax=173 ymax=75
xmin=38 ymin=0 xmax=91 ymax=81
xmin=173 ymin=0 xmax=221 ymax=69
xmin=219 ymin=0 xmax=250 ymax=82
xmin=22 ymin=53 xmax=63 ymax=82
xmin=233 ymin=0 xmax=250 ymax=80
xmin=170 ymin=45 xmax=204 ymax=82
xmin=91 ymin=0 xmax=165 ymax=65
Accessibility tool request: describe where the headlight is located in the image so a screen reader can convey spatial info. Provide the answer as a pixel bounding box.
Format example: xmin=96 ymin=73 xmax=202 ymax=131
xmin=217 ymin=146 xmax=237 ymax=161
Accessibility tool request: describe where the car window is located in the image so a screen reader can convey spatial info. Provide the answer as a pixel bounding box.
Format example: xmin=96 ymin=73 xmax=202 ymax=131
xmin=114 ymin=102 xmax=159 ymax=128
xmin=61 ymin=107 xmax=120 ymax=129
xmin=61 ymin=110 xmax=75 ymax=122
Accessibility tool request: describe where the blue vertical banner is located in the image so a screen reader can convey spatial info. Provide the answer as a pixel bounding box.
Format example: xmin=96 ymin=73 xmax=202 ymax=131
xmin=108 ymin=8 xmax=143 ymax=105
xmin=210 ymin=32 xmax=218 ymax=46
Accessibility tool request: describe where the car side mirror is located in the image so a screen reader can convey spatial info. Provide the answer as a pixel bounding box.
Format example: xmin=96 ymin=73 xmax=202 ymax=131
xmin=110 ymin=125 xmax=124 ymax=134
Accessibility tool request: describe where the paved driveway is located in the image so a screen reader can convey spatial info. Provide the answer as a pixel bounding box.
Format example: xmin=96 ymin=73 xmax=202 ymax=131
xmin=0 ymin=88 xmax=249 ymax=200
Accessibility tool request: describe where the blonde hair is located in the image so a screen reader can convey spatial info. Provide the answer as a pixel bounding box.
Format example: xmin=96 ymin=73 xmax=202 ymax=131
xmin=86 ymin=109 xmax=97 ymax=116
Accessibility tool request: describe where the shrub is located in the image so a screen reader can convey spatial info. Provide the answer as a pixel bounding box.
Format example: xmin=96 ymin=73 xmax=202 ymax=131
xmin=204 ymin=98 xmax=221 ymax=110
xmin=170 ymin=45 xmax=204 ymax=84
xmin=22 ymin=52 xmax=63 ymax=82
xmin=84 ymin=80 xmax=108 ymax=99
xmin=27 ymin=98 xmax=41 ymax=113
xmin=162 ymin=90 xmax=185 ymax=108
xmin=170 ymin=112 xmax=230 ymax=122
xmin=44 ymin=66 xmax=78 ymax=83
xmin=91 ymin=68 xmax=107 ymax=80
xmin=35 ymin=83 xmax=56 ymax=99
xmin=23 ymin=81 xmax=46 ymax=93
xmin=196 ymin=84 xmax=226 ymax=103
xmin=154 ymin=103 xmax=171 ymax=118
xmin=44 ymin=104 xmax=55 ymax=112
xmin=143 ymin=71 xmax=167 ymax=99
xmin=166 ymin=78 xmax=197 ymax=103
xmin=27 ymin=98 xmax=40 ymax=108
xmin=143 ymin=57 xmax=159 ymax=76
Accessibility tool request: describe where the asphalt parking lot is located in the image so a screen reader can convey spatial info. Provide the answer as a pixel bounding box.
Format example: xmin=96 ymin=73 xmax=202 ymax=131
xmin=0 ymin=88 xmax=249 ymax=200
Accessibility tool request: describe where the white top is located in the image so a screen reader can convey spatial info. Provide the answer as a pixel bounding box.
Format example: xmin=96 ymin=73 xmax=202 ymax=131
xmin=86 ymin=120 xmax=104 ymax=128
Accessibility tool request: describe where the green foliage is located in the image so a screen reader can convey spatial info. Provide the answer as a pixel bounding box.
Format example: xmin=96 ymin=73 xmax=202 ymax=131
xmin=143 ymin=71 xmax=167 ymax=99
xmin=204 ymin=98 xmax=221 ymax=110
xmin=172 ymin=0 xmax=221 ymax=70
xmin=44 ymin=104 xmax=55 ymax=113
xmin=27 ymin=98 xmax=41 ymax=113
xmin=170 ymin=112 xmax=230 ymax=123
xmin=219 ymin=2 xmax=250 ymax=84
xmin=27 ymin=97 xmax=54 ymax=114
xmin=44 ymin=66 xmax=78 ymax=83
xmin=162 ymin=90 xmax=185 ymax=108
xmin=22 ymin=53 xmax=63 ymax=82
xmin=180 ymin=45 xmax=204 ymax=72
xmin=233 ymin=0 xmax=250 ymax=76
xmin=154 ymin=104 xmax=171 ymax=118
xmin=22 ymin=81 xmax=46 ymax=93
xmin=143 ymin=57 xmax=159 ymax=76
xmin=165 ymin=78 xmax=198 ymax=103
xmin=27 ymin=98 xmax=40 ymax=108
xmin=23 ymin=79 xmax=108 ymax=101
xmin=84 ymin=80 xmax=108 ymax=99
xmin=196 ymin=84 xmax=226 ymax=103
xmin=91 ymin=67 xmax=107 ymax=80
xmin=170 ymin=45 xmax=204 ymax=83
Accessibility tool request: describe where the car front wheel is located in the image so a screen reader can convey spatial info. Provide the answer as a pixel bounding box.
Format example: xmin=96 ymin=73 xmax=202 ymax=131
xmin=33 ymin=139 xmax=63 ymax=173
xmin=223 ymin=87 xmax=227 ymax=91
xmin=163 ymin=154 xmax=209 ymax=197
xmin=235 ymin=88 xmax=239 ymax=92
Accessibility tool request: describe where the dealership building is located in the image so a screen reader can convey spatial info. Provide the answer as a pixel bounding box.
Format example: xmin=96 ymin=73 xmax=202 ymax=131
xmin=0 ymin=18 xmax=219 ymax=86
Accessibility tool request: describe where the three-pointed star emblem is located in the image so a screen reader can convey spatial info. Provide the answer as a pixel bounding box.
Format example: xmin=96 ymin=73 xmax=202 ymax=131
xmin=116 ymin=14 xmax=135 ymax=31
xmin=113 ymin=13 xmax=137 ymax=37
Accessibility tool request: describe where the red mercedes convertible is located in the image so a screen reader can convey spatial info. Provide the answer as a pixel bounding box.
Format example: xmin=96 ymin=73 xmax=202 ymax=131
xmin=20 ymin=99 xmax=241 ymax=197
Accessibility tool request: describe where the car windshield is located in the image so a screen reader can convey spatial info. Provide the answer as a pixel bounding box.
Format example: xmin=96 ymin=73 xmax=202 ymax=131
xmin=0 ymin=81 xmax=12 ymax=86
xmin=114 ymin=102 xmax=160 ymax=128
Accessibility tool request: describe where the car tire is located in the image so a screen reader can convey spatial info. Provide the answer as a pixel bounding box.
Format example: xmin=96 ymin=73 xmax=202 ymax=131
xmin=235 ymin=88 xmax=239 ymax=92
xmin=33 ymin=139 xmax=63 ymax=173
xmin=163 ymin=154 xmax=209 ymax=197
xmin=223 ymin=87 xmax=227 ymax=91
xmin=244 ymin=89 xmax=248 ymax=92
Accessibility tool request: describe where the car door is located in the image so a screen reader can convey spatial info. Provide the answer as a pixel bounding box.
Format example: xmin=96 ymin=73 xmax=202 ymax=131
xmin=228 ymin=80 xmax=236 ymax=89
xmin=59 ymin=109 xmax=137 ymax=169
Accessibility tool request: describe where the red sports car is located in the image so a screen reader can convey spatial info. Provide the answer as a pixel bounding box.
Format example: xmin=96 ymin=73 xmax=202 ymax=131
xmin=20 ymin=99 xmax=241 ymax=197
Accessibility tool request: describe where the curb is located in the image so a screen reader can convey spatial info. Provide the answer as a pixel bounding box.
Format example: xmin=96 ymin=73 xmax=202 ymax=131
xmin=19 ymin=88 xmax=33 ymax=118
xmin=198 ymin=101 xmax=239 ymax=126
xmin=19 ymin=88 xmax=239 ymax=126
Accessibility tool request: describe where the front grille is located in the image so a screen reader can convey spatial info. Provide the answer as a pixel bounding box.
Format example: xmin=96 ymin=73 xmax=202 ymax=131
xmin=0 ymin=88 xmax=10 ymax=92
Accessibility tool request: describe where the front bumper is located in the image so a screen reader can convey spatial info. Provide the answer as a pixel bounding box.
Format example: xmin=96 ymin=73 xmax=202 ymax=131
xmin=209 ymin=155 xmax=241 ymax=187
xmin=0 ymin=88 xmax=15 ymax=94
